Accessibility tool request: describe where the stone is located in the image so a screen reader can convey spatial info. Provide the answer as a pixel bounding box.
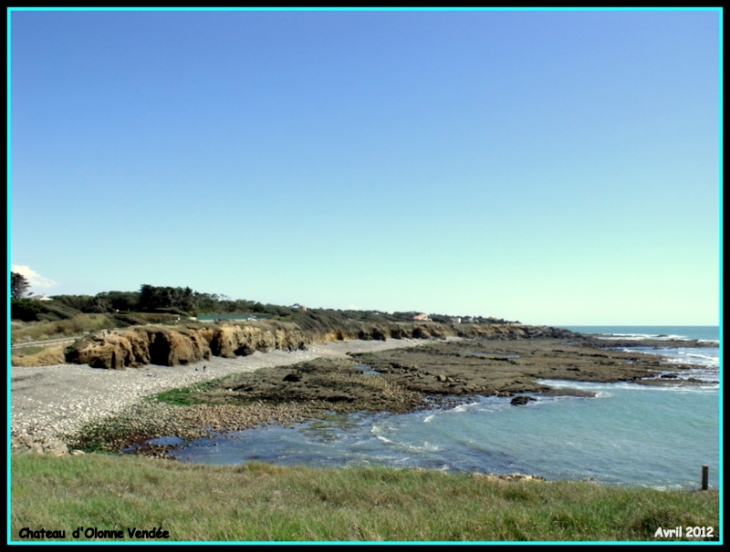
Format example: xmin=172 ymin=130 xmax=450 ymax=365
xmin=510 ymin=395 xmax=536 ymax=406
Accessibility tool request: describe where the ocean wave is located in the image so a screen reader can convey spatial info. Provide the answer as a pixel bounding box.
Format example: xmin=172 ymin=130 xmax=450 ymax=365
xmin=449 ymin=401 xmax=481 ymax=413
xmin=620 ymin=346 xmax=719 ymax=370
xmin=681 ymin=352 xmax=719 ymax=361
xmin=535 ymin=378 xmax=718 ymax=393
xmin=661 ymin=356 xmax=718 ymax=369
xmin=407 ymin=442 xmax=440 ymax=453
xmin=595 ymin=333 xmax=687 ymax=341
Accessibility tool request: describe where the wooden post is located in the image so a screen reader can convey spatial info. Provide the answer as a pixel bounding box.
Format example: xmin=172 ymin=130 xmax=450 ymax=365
xmin=702 ymin=465 xmax=709 ymax=490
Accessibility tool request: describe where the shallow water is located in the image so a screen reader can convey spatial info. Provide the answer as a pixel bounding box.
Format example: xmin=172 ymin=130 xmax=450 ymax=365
xmin=164 ymin=326 xmax=720 ymax=489
xmin=168 ymin=379 xmax=718 ymax=489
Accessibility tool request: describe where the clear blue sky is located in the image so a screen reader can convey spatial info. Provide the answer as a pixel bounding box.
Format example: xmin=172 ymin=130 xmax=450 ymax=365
xmin=9 ymin=8 xmax=721 ymax=325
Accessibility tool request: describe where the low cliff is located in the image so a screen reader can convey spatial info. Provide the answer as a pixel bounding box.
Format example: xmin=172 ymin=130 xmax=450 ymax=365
xmin=63 ymin=322 xmax=310 ymax=369
xmin=63 ymin=320 xmax=579 ymax=369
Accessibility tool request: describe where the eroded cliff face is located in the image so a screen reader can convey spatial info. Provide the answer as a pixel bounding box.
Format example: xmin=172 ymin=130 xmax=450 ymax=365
xmin=64 ymin=327 xmax=209 ymax=369
xmin=209 ymin=324 xmax=309 ymax=358
xmin=62 ymin=321 xmax=579 ymax=369
xmin=64 ymin=323 xmax=310 ymax=370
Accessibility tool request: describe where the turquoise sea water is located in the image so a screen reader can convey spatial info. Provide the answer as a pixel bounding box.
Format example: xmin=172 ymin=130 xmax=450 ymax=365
xmin=166 ymin=326 xmax=721 ymax=489
xmin=562 ymin=325 xmax=719 ymax=343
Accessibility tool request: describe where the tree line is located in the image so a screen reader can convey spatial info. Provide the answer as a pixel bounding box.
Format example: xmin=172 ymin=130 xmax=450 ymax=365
xmin=10 ymin=272 xmax=513 ymax=324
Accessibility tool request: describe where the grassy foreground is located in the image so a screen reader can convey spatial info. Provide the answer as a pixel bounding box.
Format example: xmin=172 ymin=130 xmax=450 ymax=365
xmin=11 ymin=453 xmax=719 ymax=542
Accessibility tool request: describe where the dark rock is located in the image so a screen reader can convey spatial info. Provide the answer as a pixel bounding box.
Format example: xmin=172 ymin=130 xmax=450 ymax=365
xmin=510 ymin=395 xmax=536 ymax=406
xmin=282 ymin=373 xmax=301 ymax=382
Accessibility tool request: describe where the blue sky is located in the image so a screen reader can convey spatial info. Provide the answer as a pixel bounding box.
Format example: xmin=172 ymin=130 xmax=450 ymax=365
xmin=9 ymin=9 xmax=721 ymax=325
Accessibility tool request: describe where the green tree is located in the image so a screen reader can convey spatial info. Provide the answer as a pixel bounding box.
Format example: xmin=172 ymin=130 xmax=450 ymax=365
xmin=11 ymin=272 xmax=31 ymax=300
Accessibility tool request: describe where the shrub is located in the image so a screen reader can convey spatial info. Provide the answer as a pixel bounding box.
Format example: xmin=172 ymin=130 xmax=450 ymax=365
xmin=11 ymin=299 xmax=42 ymax=322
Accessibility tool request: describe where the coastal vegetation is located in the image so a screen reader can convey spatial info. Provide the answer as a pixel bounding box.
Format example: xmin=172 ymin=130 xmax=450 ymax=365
xmin=11 ymin=280 xmax=719 ymax=542
xmin=12 ymin=314 xmax=118 ymax=343
xmin=11 ymin=453 xmax=718 ymax=541
xmin=11 ymin=271 xmax=31 ymax=299
xmin=10 ymin=282 xmax=527 ymax=368
xmin=10 ymin=344 xmax=66 ymax=367
xmin=10 ymin=282 xmax=515 ymax=327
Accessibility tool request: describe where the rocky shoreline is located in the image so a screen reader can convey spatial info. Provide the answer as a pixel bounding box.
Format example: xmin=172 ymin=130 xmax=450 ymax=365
xmin=10 ymin=337 xmax=450 ymax=454
xmin=12 ymin=331 xmax=716 ymax=458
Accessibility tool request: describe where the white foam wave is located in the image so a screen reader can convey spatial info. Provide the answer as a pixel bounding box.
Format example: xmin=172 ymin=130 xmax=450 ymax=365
xmin=596 ymin=333 xmax=691 ymax=341
xmin=407 ymin=442 xmax=440 ymax=452
xmin=535 ymin=378 xmax=717 ymax=393
xmin=423 ymin=414 xmax=435 ymax=423
xmin=683 ymin=352 xmax=718 ymax=361
xmin=661 ymin=356 xmax=718 ymax=369
xmin=448 ymin=401 xmax=480 ymax=413
xmin=370 ymin=423 xmax=397 ymax=434
xmin=476 ymin=401 xmax=513 ymax=413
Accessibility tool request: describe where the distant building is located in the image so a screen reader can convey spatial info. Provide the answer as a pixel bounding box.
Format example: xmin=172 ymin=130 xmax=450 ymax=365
xmin=29 ymin=295 xmax=52 ymax=301
xmin=413 ymin=313 xmax=430 ymax=321
xmin=450 ymin=317 xmax=461 ymax=324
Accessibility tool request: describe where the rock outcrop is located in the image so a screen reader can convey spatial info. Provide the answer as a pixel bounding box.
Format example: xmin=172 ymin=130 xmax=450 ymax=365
xmin=510 ymin=395 xmax=537 ymax=406
xmin=64 ymin=322 xmax=309 ymax=369
xmin=209 ymin=324 xmax=308 ymax=358
xmin=63 ymin=321 xmax=581 ymax=370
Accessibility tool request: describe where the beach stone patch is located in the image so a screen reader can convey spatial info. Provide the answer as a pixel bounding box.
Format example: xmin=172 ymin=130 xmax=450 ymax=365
xmin=196 ymin=358 xmax=426 ymax=414
xmin=65 ymin=400 xmax=324 ymax=455
xmin=11 ymin=435 xmax=80 ymax=456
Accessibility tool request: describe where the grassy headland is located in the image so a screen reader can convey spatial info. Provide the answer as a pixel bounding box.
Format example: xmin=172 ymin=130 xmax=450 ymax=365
xmin=11 ymin=453 xmax=719 ymax=542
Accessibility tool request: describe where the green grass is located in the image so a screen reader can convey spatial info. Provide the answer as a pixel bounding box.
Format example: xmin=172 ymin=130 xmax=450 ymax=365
xmin=154 ymin=380 xmax=221 ymax=406
xmin=10 ymin=312 xmax=187 ymax=345
xmin=12 ymin=345 xmax=47 ymax=356
xmin=10 ymin=453 xmax=719 ymax=542
xmin=11 ymin=313 xmax=117 ymax=343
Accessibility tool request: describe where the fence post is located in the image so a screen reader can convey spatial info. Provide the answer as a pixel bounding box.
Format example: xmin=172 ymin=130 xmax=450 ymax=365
xmin=702 ymin=465 xmax=709 ymax=490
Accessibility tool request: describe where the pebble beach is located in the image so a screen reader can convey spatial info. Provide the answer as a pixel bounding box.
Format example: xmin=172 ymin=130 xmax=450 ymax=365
xmin=10 ymin=337 xmax=451 ymax=448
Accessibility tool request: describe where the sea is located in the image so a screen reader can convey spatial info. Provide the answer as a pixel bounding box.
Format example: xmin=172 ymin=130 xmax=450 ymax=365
xmin=165 ymin=326 xmax=721 ymax=490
